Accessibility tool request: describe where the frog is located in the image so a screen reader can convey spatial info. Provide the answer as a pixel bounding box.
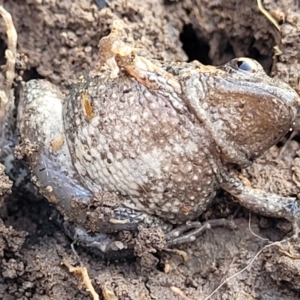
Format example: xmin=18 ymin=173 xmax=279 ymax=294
xmin=1 ymin=9 xmax=300 ymax=256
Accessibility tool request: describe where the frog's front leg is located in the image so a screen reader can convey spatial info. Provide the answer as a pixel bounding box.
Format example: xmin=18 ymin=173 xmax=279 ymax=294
xmin=220 ymin=170 xmax=300 ymax=237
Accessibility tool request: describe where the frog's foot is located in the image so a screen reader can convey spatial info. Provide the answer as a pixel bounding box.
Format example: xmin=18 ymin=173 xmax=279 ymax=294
xmin=62 ymin=220 xmax=135 ymax=259
xmin=52 ymin=207 xmax=169 ymax=260
xmin=59 ymin=215 xmax=236 ymax=258
xmin=64 ymin=193 xmax=173 ymax=235
xmin=221 ymin=171 xmax=300 ymax=237
xmin=165 ymin=219 xmax=236 ymax=247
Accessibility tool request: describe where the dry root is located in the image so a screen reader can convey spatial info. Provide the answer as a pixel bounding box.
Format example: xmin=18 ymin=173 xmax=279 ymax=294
xmin=62 ymin=258 xmax=100 ymax=300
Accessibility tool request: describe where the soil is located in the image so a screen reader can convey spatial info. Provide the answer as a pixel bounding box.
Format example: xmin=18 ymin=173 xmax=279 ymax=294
xmin=0 ymin=0 xmax=300 ymax=299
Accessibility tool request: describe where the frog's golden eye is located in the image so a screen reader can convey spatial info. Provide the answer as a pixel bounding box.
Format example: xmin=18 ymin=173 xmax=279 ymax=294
xmin=235 ymin=58 xmax=258 ymax=73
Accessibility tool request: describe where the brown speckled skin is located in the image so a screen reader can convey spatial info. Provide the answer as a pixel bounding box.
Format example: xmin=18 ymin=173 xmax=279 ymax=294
xmin=62 ymin=59 xmax=298 ymax=224
xmin=17 ymin=24 xmax=300 ymax=250
xmin=65 ymin=67 xmax=215 ymax=224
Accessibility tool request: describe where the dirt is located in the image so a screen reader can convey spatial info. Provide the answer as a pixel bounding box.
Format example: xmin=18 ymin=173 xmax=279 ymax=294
xmin=0 ymin=0 xmax=300 ymax=299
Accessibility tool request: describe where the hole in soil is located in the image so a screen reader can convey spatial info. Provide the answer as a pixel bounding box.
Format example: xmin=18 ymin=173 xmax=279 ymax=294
xmin=0 ymin=38 xmax=6 ymax=65
xmin=180 ymin=24 xmax=211 ymax=65
xmin=179 ymin=24 xmax=274 ymax=73
xmin=3 ymin=194 xmax=57 ymax=238
xmin=248 ymin=45 xmax=273 ymax=74
xmin=22 ymin=67 xmax=44 ymax=81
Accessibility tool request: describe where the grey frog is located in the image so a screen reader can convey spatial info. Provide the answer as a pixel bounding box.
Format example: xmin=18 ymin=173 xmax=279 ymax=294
xmin=2 ymin=18 xmax=300 ymax=254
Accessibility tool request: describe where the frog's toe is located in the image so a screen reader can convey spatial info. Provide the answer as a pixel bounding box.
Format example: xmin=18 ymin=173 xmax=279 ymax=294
xmin=165 ymin=219 xmax=236 ymax=247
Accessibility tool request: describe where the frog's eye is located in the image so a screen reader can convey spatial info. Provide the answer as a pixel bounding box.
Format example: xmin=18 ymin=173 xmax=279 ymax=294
xmin=235 ymin=58 xmax=258 ymax=73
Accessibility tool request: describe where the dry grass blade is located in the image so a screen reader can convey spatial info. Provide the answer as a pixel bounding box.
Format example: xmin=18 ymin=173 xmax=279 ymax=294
xmin=257 ymin=0 xmax=280 ymax=31
xmin=62 ymin=258 xmax=100 ymax=300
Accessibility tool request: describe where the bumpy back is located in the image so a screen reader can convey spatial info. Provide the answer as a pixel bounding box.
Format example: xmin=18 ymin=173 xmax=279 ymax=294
xmin=63 ymin=72 xmax=218 ymax=224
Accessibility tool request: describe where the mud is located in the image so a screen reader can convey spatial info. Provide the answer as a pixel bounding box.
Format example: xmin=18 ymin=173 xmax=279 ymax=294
xmin=1 ymin=0 xmax=300 ymax=299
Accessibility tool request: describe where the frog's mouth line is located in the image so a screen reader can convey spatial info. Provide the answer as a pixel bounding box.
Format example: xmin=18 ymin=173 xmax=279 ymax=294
xmin=220 ymin=75 xmax=299 ymax=111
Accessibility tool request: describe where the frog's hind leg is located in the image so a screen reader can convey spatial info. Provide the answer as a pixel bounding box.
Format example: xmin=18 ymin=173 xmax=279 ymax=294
xmin=0 ymin=6 xmax=17 ymax=129
xmin=0 ymin=6 xmax=24 ymax=195
xmin=0 ymin=6 xmax=18 ymax=179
